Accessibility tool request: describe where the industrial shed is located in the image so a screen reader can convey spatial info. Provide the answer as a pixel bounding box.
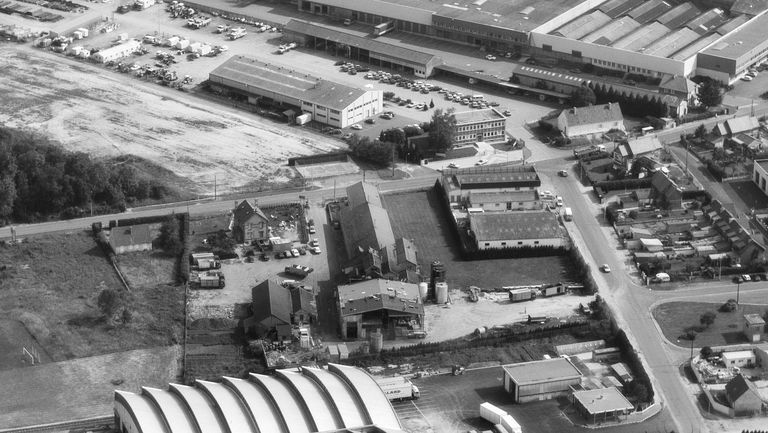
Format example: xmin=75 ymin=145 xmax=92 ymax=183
xmin=114 ymin=364 xmax=404 ymax=433
xmin=571 ymin=387 xmax=634 ymax=423
xmin=337 ymin=279 xmax=423 ymax=340
xmin=502 ymin=358 xmax=583 ymax=403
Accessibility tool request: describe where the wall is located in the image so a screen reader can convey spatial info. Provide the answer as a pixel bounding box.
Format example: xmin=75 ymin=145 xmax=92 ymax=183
xmin=300 ymin=0 xmax=433 ymax=25
xmin=516 ymin=377 xmax=580 ymax=402
xmin=477 ymin=237 xmax=566 ymax=250
xmin=752 ymin=161 xmax=768 ymax=195
xmin=530 ymin=32 xmax=687 ymax=77
xmin=342 ymin=90 xmax=383 ymax=127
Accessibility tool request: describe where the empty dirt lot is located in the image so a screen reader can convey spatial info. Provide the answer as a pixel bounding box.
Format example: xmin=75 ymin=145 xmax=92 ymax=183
xmin=0 ymin=45 xmax=347 ymax=194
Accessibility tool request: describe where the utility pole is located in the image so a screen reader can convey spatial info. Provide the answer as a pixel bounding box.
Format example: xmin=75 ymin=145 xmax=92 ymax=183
xmin=214 ymin=174 xmax=217 ymax=200
xmin=391 ymin=143 xmax=395 ymax=177
xmin=736 ymin=279 xmax=741 ymax=306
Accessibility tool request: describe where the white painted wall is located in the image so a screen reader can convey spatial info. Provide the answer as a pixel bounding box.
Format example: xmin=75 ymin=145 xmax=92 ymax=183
xmin=476 ymin=237 xmax=565 ymax=250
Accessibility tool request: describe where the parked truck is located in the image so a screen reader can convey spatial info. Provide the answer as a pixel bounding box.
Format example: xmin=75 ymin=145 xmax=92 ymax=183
xmin=480 ymin=402 xmax=522 ymax=433
xmin=563 ymin=207 xmax=573 ymax=221
xmin=508 ymin=288 xmax=534 ymax=302
xmin=228 ymin=27 xmax=246 ymax=40
xmin=295 ymin=113 xmax=311 ymax=125
xmin=374 ymin=376 xmax=420 ymax=402
xmin=198 ymin=271 xmax=225 ymax=289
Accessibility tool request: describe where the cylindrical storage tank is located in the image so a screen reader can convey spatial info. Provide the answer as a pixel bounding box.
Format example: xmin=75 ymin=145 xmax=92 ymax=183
xmin=369 ymin=330 xmax=383 ymax=353
xmin=418 ymin=282 xmax=428 ymax=301
xmin=435 ymin=282 xmax=448 ymax=304
xmin=430 ymin=260 xmax=445 ymax=285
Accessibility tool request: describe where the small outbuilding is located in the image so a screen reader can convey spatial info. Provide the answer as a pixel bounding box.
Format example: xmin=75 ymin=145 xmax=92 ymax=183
xmin=109 ymin=224 xmax=153 ymax=255
xmin=743 ymin=314 xmax=765 ymax=342
xmin=571 ymin=387 xmax=635 ymax=424
xmin=725 ymin=374 xmax=763 ymax=415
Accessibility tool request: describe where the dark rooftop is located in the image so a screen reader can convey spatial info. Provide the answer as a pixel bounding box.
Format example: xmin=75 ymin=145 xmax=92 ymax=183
xmin=470 ymin=211 xmax=563 ymax=241
xmin=110 ymin=224 xmax=152 ymax=248
xmin=338 ymin=279 xmax=423 ymax=317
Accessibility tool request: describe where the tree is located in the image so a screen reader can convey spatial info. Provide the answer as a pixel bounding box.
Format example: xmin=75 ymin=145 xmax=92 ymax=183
xmin=694 ymin=124 xmax=707 ymax=139
xmin=571 ymin=85 xmax=596 ymax=107
xmin=700 ymin=346 xmax=713 ymax=358
xmin=157 ymin=215 xmax=183 ymax=256
xmin=698 ymin=79 xmax=723 ymax=108
xmin=428 ymin=108 xmax=457 ymax=153
xmin=627 ymin=381 xmax=649 ymax=402
xmin=429 ymin=99 xmax=434 ymax=109
xmin=700 ymin=310 xmax=717 ymax=328
xmin=97 ymin=284 xmax=124 ymax=324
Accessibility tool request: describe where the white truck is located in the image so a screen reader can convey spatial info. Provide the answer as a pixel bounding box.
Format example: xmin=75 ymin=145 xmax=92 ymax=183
xmin=563 ymin=207 xmax=573 ymax=221
xmin=375 ymin=376 xmax=420 ymax=402
xmin=480 ymin=402 xmax=522 ymax=433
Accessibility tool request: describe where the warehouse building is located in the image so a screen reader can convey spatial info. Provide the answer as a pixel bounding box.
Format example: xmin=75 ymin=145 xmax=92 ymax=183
xmin=283 ymin=19 xmax=443 ymax=78
xmin=337 ymin=279 xmax=424 ymax=340
xmin=453 ymin=108 xmax=507 ymax=145
xmin=502 ymin=358 xmax=583 ymax=403
xmin=469 ymin=211 xmax=566 ymax=251
xmin=442 ymin=165 xmax=542 ymax=207
xmin=114 ymin=364 xmax=404 ymax=433
xmin=209 ymin=56 xmax=382 ymax=127
xmin=697 ymin=10 xmax=768 ymax=83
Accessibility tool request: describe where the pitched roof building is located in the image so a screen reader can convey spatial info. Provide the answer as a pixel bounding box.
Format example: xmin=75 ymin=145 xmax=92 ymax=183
xmin=714 ymin=116 xmax=760 ymax=137
xmin=613 ymin=135 xmax=663 ymax=170
xmin=469 ymin=211 xmax=565 ymax=250
xmin=556 ymin=103 xmax=625 ymax=139
xmin=232 ymin=199 xmax=270 ymax=244
xmin=339 ymin=183 xmax=396 ymax=259
xmin=245 ymin=280 xmax=317 ymax=337
xmin=725 ymin=374 xmax=763 ymax=415
xmin=109 ymin=224 xmax=153 ymax=255
xmin=337 ymin=279 xmax=424 ymax=340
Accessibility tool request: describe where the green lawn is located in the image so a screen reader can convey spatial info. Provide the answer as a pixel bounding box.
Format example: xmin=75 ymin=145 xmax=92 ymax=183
xmin=653 ymin=301 xmax=767 ymax=348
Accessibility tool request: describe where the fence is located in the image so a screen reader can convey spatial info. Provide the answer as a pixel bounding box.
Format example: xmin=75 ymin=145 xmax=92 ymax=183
xmin=180 ymin=1 xmax=283 ymax=29
xmin=0 ymin=416 xmax=113 ymax=433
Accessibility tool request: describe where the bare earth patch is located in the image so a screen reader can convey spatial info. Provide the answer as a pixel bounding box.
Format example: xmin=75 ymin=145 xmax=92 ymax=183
xmin=0 ymin=46 xmax=348 ymax=194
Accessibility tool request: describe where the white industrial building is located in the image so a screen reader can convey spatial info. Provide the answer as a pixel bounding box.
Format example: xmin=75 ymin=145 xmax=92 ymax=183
xmin=114 ymin=364 xmax=404 ymax=433
xmin=469 ymin=211 xmax=566 ymax=250
xmin=753 ymin=160 xmax=768 ymax=196
xmin=209 ymin=56 xmax=382 ymax=127
xmin=453 ymin=108 xmax=507 ymax=145
xmin=92 ymin=39 xmax=141 ymax=63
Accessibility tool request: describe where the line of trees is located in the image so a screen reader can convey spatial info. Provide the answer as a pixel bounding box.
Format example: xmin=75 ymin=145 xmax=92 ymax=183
xmin=0 ymin=127 xmax=176 ymax=224
xmin=585 ymin=82 xmax=669 ymax=118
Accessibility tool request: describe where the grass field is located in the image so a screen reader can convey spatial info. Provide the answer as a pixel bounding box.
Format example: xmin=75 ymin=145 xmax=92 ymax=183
xmin=382 ymin=189 xmax=579 ymax=289
xmin=117 ymin=251 xmax=177 ymax=288
xmin=653 ymin=301 xmax=768 ymax=347
xmin=0 ymin=231 xmax=185 ymax=364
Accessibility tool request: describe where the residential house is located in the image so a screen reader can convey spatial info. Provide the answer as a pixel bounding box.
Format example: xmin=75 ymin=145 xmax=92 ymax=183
xmin=725 ymin=374 xmax=763 ymax=415
xmin=442 ymin=165 xmax=541 ymax=207
xmin=380 ymin=238 xmax=420 ymax=280
xmin=469 ymin=211 xmax=566 ymax=250
xmin=337 ymin=279 xmax=424 ymax=340
xmin=244 ymin=279 xmax=317 ymax=338
xmin=556 ymin=103 xmax=625 ymax=139
xmin=232 ymin=199 xmax=270 ymax=244
xmin=658 ymin=75 xmax=699 ymax=105
xmin=109 ymin=224 xmax=153 ymax=255
xmin=613 ymin=136 xmax=663 ymax=171
xmin=713 ymin=116 xmax=760 ymax=137
xmin=650 ymin=170 xmax=683 ymax=208
xmin=705 ymin=200 xmax=767 ymax=266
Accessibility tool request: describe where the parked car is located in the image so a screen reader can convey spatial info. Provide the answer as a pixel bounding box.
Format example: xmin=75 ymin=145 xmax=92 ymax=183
xmin=600 ymin=264 xmax=611 ymax=273
xmin=485 ymin=54 xmax=496 ymax=61
xmin=309 ymin=239 xmax=320 ymax=247
xmin=558 ymin=169 xmax=568 ymax=177
xmin=741 ymin=75 xmax=753 ymax=81
xmin=311 ymin=246 xmax=322 ymax=254
xmin=291 ymin=248 xmax=300 ymax=257
xmin=259 ymin=254 xmax=270 ymax=261
xmin=350 ymin=124 xmax=363 ymax=130
xmin=475 ymin=159 xmax=488 ymax=166
xmin=365 ymin=118 xmax=376 ymax=124
xmin=447 ymin=162 xmax=458 ymax=169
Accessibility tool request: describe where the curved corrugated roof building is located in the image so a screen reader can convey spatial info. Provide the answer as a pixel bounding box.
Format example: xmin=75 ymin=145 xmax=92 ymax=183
xmin=114 ymin=364 xmax=404 ymax=433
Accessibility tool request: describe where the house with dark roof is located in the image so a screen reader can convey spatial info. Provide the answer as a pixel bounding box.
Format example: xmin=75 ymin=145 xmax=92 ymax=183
xmin=381 ymin=238 xmax=419 ymax=278
xmin=659 ymin=75 xmax=699 ymax=104
xmin=613 ymin=135 xmax=663 ymax=170
xmin=232 ymin=199 xmax=270 ymax=244
xmin=469 ymin=211 xmax=566 ymax=250
xmin=244 ymin=279 xmax=317 ymax=338
xmin=337 ymin=279 xmax=424 ymax=340
xmin=725 ymin=374 xmax=763 ymax=415
xmin=650 ymin=170 xmax=683 ymax=208
xmin=556 ymin=103 xmax=625 ymax=139
xmin=109 ymin=224 xmax=153 ymax=255
xmin=705 ymin=200 xmax=766 ymax=265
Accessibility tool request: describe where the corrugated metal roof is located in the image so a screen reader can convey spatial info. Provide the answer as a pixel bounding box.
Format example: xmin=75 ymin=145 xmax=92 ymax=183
xmin=599 ymin=0 xmax=645 ymax=18
xmin=552 ymin=10 xmax=612 ymax=39
xmin=251 ymin=375 xmax=314 ymax=433
xmin=115 ymin=391 xmax=168 ymax=433
xmin=656 ymin=2 xmax=700 ymax=29
xmin=141 ymin=387 xmax=196 ymax=433
xmin=581 ymin=16 xmax=641 ymax=44
xmin=221 ymin=377 xmax=286 ymax=433
xmin=168 ymin=384 xmax=226 ymax=433
xmin=642 ymin=28 xmax=701 ymax=57
xmin=470 ymin=211 xmax=563 ymax=241
xmin=612 ymin=21 xmax=670 ymax=51
xmin=302 ymin=367 xmax=369 ymax=427
xmin=329 ymin=364 xmax=402 ymax=429
xmin=276 ymin=370 xmax=343 ymax=431
xmin=685 ymin=8 xmax=726 ymax=35
xmin=196 ymin=381 xmax=258 ymax=433
xmin=669 ymin=33 xmax=720 ymax=60
xmin=502 ymin=358 xmax=582 ymax=385
xmin=714 ymin=14 xmax=750 ymax=35
xmin=628 ymin=0 xmax=672 ymax=24
xmin=701 ymin=12 xmax=768 ymax=60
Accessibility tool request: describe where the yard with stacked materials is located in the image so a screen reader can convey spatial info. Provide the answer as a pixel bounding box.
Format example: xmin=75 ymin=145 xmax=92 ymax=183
xmin=382 ymin=188 xmax=579 ymax=289
xmin=0 ymin=231 xmax=184 ymax=367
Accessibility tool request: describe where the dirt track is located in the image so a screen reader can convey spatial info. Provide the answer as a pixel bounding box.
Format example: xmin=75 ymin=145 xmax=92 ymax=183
xmin=0 ymin=46 xmax=346 ymax=194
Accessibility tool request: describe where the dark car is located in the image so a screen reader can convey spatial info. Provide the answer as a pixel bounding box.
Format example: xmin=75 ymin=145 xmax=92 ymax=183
xmin=365 ymin=118 xmax=376 ymax=124
xmin=259 ymin=254 xmax=270 ymax=261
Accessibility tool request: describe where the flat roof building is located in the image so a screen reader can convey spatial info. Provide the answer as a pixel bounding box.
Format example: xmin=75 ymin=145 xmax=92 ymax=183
xmin=453 ymin=108 xmax=507 ymax=145
xmin=571 ymin=387 xmax=635 ymax=424
xmin=502 ymin=358 xmax=582 ymax=403
xmin=697 ymin=10 xmax=768 ymax=83
xmin=209 ymin=56 xmax=382 ymax=127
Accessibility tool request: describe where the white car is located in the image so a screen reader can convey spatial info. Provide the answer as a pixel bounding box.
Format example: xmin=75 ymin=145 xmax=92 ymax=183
xmin=309 ymin=239 xmax=319 ymax=247
xmin=350 ymin=124 xmax=363 ymax=130
xmin=311 ymin=246 xmax=322 ymax=254
xmin=475 ymin=159 xmax=488 ymax=166
xmin=601 ymin=264 xmax=611 ymax=273
xmin=556 ymin=196 xmax=564 ymax=207
xmin=741 ymin=75 xmax=753 ymax=81
xmin=485 ymin=54 xmax=496 ymax=61
xmin=291 ymin=248 xmax=300 ymax=257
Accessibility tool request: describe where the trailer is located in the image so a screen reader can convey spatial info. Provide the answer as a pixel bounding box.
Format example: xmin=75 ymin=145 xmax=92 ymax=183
xmin=508 ymin=288 xmax=534 ymax=302
xmin=540 ymin=284 xmax=566 ymax=297
xmin=375 ymin=376 xmax=420 ymax=402
xmin=198 ymin=271 xmax=225 ymax=289
xmin=480 ymin=403 xmax=522 ymax=433
xmin=295 ymin=113 xmax=311 ymax=125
